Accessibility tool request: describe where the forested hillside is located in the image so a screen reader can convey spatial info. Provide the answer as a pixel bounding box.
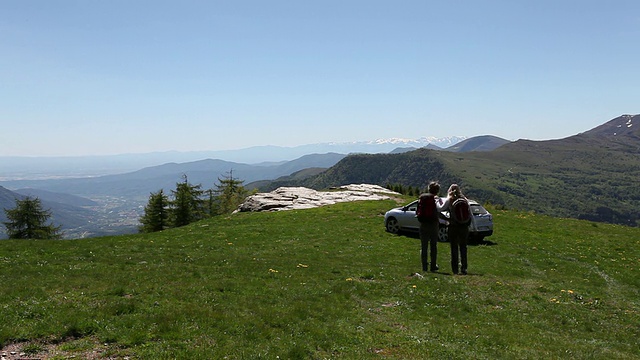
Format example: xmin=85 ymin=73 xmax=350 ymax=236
xmin=265 ymin=115 xmax=640 ymax=226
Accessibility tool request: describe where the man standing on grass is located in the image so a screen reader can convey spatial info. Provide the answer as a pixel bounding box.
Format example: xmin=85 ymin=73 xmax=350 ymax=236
xmin=416 ymin=181 xmax=442 ymax=272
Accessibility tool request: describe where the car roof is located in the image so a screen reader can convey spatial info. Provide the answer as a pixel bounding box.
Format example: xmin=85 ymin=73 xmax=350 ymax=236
xmin=406 ymin=198 xmax=481 ymax=205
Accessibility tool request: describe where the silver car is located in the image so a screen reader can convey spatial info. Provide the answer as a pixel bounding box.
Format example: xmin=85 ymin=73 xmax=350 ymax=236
xmin=384 ymin=199 xmax=494 ymax=242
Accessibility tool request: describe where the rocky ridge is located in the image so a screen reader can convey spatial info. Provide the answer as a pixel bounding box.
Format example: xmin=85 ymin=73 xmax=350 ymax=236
xmin=236 ymin=184 xmax=399 ymax=213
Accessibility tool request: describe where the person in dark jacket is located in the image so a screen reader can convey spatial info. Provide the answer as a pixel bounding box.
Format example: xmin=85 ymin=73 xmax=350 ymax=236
xmin=417 ymin=181 xmax=442 ymax=272
xmin=439 ymin=184 xmax=474 ymax=275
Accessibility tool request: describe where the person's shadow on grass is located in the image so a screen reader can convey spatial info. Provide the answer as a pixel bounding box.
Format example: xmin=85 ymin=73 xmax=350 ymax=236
xmin=469 ymin=238 xmax=497 ymax=246
xmin=398 ymin=231 xmax=498 ymax=246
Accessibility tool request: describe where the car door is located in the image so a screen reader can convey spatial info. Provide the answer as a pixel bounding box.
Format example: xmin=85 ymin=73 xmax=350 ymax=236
xmin=398 ymin=200 xmax=420 ymax=231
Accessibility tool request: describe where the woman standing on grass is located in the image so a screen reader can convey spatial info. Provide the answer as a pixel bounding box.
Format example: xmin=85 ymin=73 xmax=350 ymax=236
xmin=439 ymin=184 xmax=474 ymax=275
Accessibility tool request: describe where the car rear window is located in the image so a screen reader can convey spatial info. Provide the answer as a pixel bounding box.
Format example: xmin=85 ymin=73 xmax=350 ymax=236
xmin=470 ymin=204 xmax=488 ymax=215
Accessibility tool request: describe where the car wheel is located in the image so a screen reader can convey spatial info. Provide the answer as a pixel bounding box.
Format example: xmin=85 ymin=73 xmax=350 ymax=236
xmin=438 ymin=226 xmax=448 ymax=242
xmin=386 ymin=217 xmax=400 ymax=234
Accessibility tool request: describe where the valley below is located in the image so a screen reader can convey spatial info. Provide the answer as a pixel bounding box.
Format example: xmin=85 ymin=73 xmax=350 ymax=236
xmin=55 ymin=196 xmax=145 ymax=239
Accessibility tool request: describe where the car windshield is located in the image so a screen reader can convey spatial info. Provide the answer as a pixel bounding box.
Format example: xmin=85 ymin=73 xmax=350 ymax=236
xmin=403 ymin=201 xmax=488 ymax=215
xmin=470 ymin=204 xmax=488 ymax=215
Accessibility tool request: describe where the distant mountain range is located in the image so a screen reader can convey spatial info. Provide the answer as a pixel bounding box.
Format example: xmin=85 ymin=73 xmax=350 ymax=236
xmin=0 ymin=136 xmax=467 ymax=181
xmin=0 ymin=153 xmax=349 ymax=198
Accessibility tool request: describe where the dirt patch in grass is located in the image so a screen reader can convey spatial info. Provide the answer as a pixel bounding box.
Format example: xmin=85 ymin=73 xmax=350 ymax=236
xmin=1 ymin=339 xmax=125 ymax=360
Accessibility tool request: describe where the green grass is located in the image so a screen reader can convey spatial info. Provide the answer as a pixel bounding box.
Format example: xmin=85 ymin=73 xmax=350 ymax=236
xmin=1 ymin=199 xmax=638 ymax=359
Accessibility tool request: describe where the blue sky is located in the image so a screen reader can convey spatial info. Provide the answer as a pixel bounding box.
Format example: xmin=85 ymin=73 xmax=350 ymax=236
xmin=1 ymin=1 xmax=638 ymax=157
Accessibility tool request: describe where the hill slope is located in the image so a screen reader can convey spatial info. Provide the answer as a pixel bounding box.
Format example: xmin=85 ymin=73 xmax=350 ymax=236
xmin=0 ymin=201 xmax=638 ymax=358
xmin=14 ymin=188 xmax=98 ymax=207
xmin=0 ymin=186 xmax=101 ymax=239
xmin=269 ymin=115 xmax=640 ymax=226
xmin=0 ymin=153 xmax=347 ymax=199
xmin=445 ymin=135 xmax=511 ymax=152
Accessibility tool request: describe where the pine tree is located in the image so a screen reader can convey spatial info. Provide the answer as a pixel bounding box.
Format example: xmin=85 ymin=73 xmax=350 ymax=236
xmin=3 ymin=197 xmax=62 ymax=239
xmin=212 ymin=170 xmax=249 ymax=215
xmin=139 ymin=189 xmax=169 ymax=233
xmin=170 ymin=175 xmax=206 ymax=227
xmin=205 ymin=189 xmax=216 ymax=217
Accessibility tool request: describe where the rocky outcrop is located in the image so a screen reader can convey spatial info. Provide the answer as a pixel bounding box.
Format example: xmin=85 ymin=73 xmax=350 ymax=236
xmin=235 ymin=184 xmax=399 ymax=213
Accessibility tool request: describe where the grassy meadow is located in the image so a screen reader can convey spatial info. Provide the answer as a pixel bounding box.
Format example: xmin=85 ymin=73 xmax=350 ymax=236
xmin=1 ymin=198 xmax=638 ymax=359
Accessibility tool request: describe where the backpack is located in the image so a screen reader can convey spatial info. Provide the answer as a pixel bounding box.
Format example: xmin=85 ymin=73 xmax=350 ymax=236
xmin=416 ymin=193 xmax=437 ymax=221
xmin=450 ymin=197 xmax=471 ymax=225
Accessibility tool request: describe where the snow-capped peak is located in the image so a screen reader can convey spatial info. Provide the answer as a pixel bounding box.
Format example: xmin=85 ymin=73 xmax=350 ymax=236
xmin=330 ymin=136 xmax=467 ymax=148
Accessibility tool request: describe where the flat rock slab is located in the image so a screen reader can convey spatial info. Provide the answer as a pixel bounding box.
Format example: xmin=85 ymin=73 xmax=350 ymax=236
xmin=236 ymin=184 xmax=399 ymax=212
